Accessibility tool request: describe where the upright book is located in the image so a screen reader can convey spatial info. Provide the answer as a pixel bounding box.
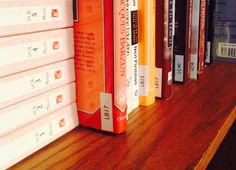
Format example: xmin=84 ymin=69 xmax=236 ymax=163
xmin=0 ymin=28 xmax=74 ymax=78
xmin=0 ymin=0 xmax=73 ymax=37
xmin=126 ymin=0 xmax=139 ymax=114
xmin=213 ymin=0 xmax=236 ymax=62
xmin=156 ymin=0 xmax=173 ymax=99
xmin=139 ymin=0 xmax=156 ymax=105
xmin=74 ymin=0 xmax=127 ymax=134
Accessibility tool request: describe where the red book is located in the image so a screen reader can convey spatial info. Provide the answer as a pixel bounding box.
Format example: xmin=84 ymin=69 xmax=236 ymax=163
xmin=198 ymin=0 xmax=206 ymax=74
xmin=74 ymin=0 xmax=127 ymax=134
xmin=155 ymin=0 xmax=173 ymax=99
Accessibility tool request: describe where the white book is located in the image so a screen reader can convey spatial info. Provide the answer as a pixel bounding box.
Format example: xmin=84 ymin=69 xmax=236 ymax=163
xmin=126 ymin=0 xmax=139 ymax=115
xmin=0 ymin=0 xmax=73 ymax=37
xmin=0 ymin=28 xmax=74 ymax=78
xmin=0 ymin=83 xmax=76 ymax=137
xmin=0 ymin=103 xmax=78 ymax=170
xmin=0 ymin=59 xmax=75 ymax=110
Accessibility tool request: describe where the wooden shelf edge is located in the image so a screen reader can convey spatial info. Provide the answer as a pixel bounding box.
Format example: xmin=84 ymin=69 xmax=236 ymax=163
xmin=195 ymin=106 xmax=236 ymax=170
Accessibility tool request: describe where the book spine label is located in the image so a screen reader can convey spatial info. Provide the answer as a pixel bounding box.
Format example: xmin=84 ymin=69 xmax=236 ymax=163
xmin=0 ymin=104 xmax=78 ymax=170
xmin=189 ymin=0 xmax=200 ymax=80
xmin=139 ymin=65 xmax=149 ymax=96
xmin=131 ymin=0 xmax=139 ymax=109
xmin=155 ymin=68 xmax=162 ymax=97
xmin=114 ymin=0 xmax=127 ymax=112
xmin=0 ymin=83 xmax=75 ymax=136
xmin=0 ymin=37 xmax=62 ymax=67
xmin=0 ymin=66 xmax=65 ymax=104
xmin=100 ymin=92 xmax=114 ymax=131
xmin=198 ymin=0 xmax=206 ymax=74
xmin=0 ymin=5 xmax=62 ymax=27
xmin=74 ymin=0 xmax=105 ymax=114
xmin=174 ymin=55 xmax=184 ymax=82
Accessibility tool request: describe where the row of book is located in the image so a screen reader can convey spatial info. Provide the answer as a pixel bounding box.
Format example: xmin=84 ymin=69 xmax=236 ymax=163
xmin=0 ymin=0 xmax=235 ymax=168
xmin=0 ymin=1 xmax=79 ymax=169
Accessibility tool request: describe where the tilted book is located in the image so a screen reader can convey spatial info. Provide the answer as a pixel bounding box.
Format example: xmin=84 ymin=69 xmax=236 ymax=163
xmin=0 ymin=103 xmax=78 ymax=170
xmin=0 ymin=28 xmax=74 ymax=78
xmin=0 ymin=0 xmax=73 ymax=37
xmin=213 ymin=0 xmax=236 ymax=62
xmin=126 ymin=0 xmax=139 ymax=114
xmin=156 ymin=0 xmax=173 ymax=99
xmin=0 ymin=83 xmax=76 ymax=137
xmin=0 ymin=59 xmax=75 ymax=110
xmin=139 ymin=0 xmax=156 ymax=105
xmin=74 ymin=0 xmax=127 ymax=134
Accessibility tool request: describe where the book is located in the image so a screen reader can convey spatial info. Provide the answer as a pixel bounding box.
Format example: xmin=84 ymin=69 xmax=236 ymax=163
xmin=74 ymin=0 xmax=127 ymax=134
xmin=139 ymin=0 xmax=156 ymax=105
xmin=0 ymin=83 xmax=76 ymax=136
xmin=173 ymin=0 xmax=188 ymax=84
xmin=155 ymin=0 xmax=173 ymax=99
xmin=126 ymin=0 xmax=139 ymax=114
xmin=213 ymin=0 xmax=236 ymax=62
xmin=0 ymin=28 xmax=74 ymax=78
xmin=198 ymin=0 xmax=207 ymax=74
xmin=0 ymin=103 xmax=78 ymax=170
xmin=189 ymin=0 xmax=200 ymax=80
xmin=0 ymin=0 xmax=73 ymax=37
xmin=0 ymin=59 xmax=75 ymax=110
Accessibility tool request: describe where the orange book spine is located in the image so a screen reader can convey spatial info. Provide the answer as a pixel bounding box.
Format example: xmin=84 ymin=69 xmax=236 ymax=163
xmin=138 ymin=0 xmax=156 ymax=106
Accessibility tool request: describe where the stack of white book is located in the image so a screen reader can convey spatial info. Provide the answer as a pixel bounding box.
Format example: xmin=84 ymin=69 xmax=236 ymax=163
xmin=0 ymin=1 xmax=78 ymax=169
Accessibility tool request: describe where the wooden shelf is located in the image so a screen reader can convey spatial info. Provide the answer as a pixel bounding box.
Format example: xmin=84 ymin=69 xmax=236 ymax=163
xmin=10 ymin=61 xmax=236 ymax=170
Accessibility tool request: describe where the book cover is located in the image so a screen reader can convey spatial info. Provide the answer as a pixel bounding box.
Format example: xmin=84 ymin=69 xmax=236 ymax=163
xmin=0 ymin=0 xmax=73 ymax=37
xmin=139 ymin=0 xmax=156 ymax=105
xmin=74 ymin=0 xmax=127 ymax=134
xmin=156 ymin=0 xmax=173 ymax=99
xmin=0 ymin=59 xmax=75 ymax=110
xmin=0 ymin=28 xmax=74 ymax=78
xmin=173 ymin=0 xmax=187 ymax=84
xmin=213 ymin=0 xmax=236 ymax=62
xmin=198 ymin=0 xmax=207 ymax=74
xmin=189 ymin=0 xmax=200 ymax=80
xmin=0 ymin=103 xmax=78 ymax=170
xmin=0 ymin=83 xmax=76 ymax=137
xmin=126 ymin=0 xmax=139 ymax=114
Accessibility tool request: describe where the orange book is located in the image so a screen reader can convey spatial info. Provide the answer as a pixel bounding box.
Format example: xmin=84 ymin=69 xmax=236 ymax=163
xmin=74 ymin=0 xmax=127 ymax=134
xmin=138 ymin=0 xmax=156 ymax=106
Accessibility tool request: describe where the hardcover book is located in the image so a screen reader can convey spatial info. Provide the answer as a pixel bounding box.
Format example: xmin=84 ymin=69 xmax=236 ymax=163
xmin=0 ymin=83 xmax=76 ymax=136
xmin=189 ymin=0 xmax=200 ymax=80
xmin=126 ymin=0 xmax=139 ymax=114
xmin=156 ymin=0 xmax=173 ymax=99
xmin=0 ymin=0 xmax=73 ymax=37
xmin=74 ymin=0 xmax=127 ymax=134
xmin=0 ymin=28 xmax=74 ymax=78
xmin=0 ymin=59 xmax=75 ymax=110
xmin=0 ymin=103 xmax=78 ymax=170
xmin=139 ymin=0 xmax=156 ymax=105
xmin=213 ymin=0 xmax=236 ymax=62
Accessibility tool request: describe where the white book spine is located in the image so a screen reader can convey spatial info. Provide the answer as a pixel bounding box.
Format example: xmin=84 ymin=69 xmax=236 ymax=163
xmin=0 ymin=83 xmax=76 ymax=136
xmin=0 ymin=59 xmax=75 ymax=110
xmin=0 ymin=103 xmax=78 ymax=170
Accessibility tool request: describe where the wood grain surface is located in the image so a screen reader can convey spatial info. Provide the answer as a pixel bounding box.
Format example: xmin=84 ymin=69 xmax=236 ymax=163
xmin=10 ymin=61 xmax=236 ymax=170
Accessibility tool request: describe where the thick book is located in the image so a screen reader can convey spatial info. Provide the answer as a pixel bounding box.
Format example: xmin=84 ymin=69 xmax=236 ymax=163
xmin=0 ymin=28 xmax=74 ymax=78
xmin=139 ymin=0 xmax=156 ymax=105
xmin=156 ymin=0 xmax=173 ymax=99
xmin=213 ymin=0 xmax=236 ymax=62
xmin=0 ymin=59 xmax=75 ymax=110
xmin=0 ymin=83 xmax=76 ymax=137
xmin=198 ymin=0 xmax=207 ymax=74
xmin=126 ymin=0 xmax=139 ymax=114
xmin=189 ymin=0 xmax=200 ymax=80
xmin=74 ymin=0 xmax=127 ymax=134
xmin=0 ymin=0 xmax=73 ymax=37
xmin=0 ymin=103 xmax=78 ymax=170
